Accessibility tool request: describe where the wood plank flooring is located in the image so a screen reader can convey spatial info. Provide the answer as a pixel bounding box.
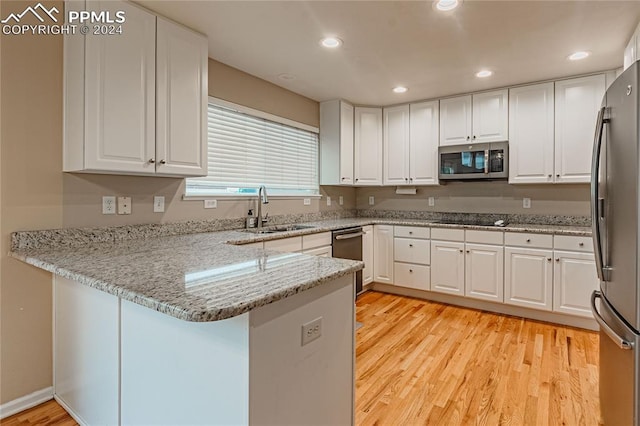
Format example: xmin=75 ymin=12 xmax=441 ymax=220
xmin=1 ymin=291 xmax=600 ymax=426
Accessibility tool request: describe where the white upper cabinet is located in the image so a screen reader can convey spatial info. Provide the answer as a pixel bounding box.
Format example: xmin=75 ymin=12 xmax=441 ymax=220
xmin=554 ymin=74 xmax=606 ymax=183
xmin=156 ymin=17 xmax=208 ymax=177
xmin=472 ymin=90 xmax=509 ymax=143
xmin=439 ymin=90 xmax=507 ymax=146
xmin=409 ymin=101 xmax=439 ymax=185
xmin=354 ymin=107 xmax=383 ymax=185
xmin=383 ymin=105 xmax=410 ymax=185
xmin=439 ymin=95 xmax=472 ymax=146
xmin=64 ymin=0 xmax=208 ymax=177
xmin=508 ymin=83 xmax=555 ymax=184
xmin=320 ymin=100 xmax=354 ymax=185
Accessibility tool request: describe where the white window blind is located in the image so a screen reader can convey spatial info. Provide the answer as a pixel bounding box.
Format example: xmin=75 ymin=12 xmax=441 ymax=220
xmin=186 ymin=103 xmax=319 ymax=196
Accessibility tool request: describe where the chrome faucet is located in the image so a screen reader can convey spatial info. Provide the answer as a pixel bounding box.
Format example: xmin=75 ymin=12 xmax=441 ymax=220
xmin=256 ymin=186 xmax=269 ymax=228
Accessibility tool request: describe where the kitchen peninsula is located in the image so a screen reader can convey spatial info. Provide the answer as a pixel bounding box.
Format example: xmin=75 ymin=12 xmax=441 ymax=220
xmin=10 ymin=226 xmax=361 ymax=426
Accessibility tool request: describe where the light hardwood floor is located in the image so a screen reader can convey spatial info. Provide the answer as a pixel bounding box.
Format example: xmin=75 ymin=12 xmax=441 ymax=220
xmin=1 ymin=291 xmax=600 ymax=426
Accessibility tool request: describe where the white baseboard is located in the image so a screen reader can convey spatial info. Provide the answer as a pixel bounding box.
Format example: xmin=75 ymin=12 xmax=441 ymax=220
xmin=54 ymin=395 xmax=88 ymax=426
xmin=0 ymin=387 xmax=53 ymax=419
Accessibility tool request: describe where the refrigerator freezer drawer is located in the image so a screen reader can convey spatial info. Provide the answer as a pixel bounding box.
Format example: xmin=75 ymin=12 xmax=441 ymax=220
xmin=593 ymin=291 xmax=640 ymax=426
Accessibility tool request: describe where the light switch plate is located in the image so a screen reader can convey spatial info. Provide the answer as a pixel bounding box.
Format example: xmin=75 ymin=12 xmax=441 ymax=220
xmin=326 ymin=196 xmax=331 ymax=206
xmin=303 ymin=198 xmax=311 ymax=206
xmin=368 ymin=196 xmax=375 ymax=206
xmin=339 ymin=196 xmax=344 ymax=206
xmin=117 ymin=197 xmax=132 ymax=215
xmin=428 ymin=197 xmax=435 ymax=207
xmin=523 ymin=198 xmax=531 ymax=209
xmin=153 ymin=196 xmax=165 ymax=213
xmin=204 ymin=199 xmax=217 ymax=209
xmin=102 ymin=196 xmax=116 ymax=215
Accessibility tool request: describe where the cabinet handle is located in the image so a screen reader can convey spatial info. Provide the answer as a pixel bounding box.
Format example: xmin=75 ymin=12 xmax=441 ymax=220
xmin=409 ymin=231 xmax=413 ymax=235
xmin=459 ymin=249 xmax=463 ymax=253
xmin=148 ymin=158 xmax=155 ymax=164
xmin=556 ymin=174 xmax=560 ymax=178
xmin=355 ymin=178 xmax=359 ymax=182
xmin=548 ymin=174 xmax=552 ymax=178
xmin=579 ymin=242 xmax=584 ymax=247
xmin=409 ymin=177 xmax=413 ymax=182
xmin=409 ymin=244 xmax=413 ymax=247
xmin=405 ymin=178 xmax=408 ymax=182
xmin=547 ymin=258 xmax=552 ymax=262
xmin=341 ymin=177 xmax=346 ymax=181
xmin=473 ymin=135 xmax=476 ymax=140
xmin=526 ymin=238 xmax=531 ymax=243
xmin=466 ymin=136 xmax=470 ymax=141
xmin=409 ymin=269 xmax=413 ymax=273
xmin=466 ymin=250 xmax=470 ymax=253
xmin=556 ymin=258 xmax=560 ymax=262
xmin=160 ymin=160 xmax=167 ymax=165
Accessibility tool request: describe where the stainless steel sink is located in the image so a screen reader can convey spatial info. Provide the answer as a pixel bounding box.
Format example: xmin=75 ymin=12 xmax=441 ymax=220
xmin=243 ymin=224 xmax=316 ymax=234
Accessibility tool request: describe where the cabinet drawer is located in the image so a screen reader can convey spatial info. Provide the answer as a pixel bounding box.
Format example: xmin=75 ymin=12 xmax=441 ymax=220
xmin=465 ymin=230 xmax=504 ymax=245
xmin=431 ymin=227 xmax=464 ymax=242
xmin=393 ymin=263 xmax=430 ymax=291
xmin=504 ymin=232 xmax=553 ymax=249
xmin=553 ymin=235 xmax=593 ymax=253
xmin=302 ymin=232 xmax=332 ymax=250
xmin=394 ymin=238 xmax=430 ymax=265
xmin=264 ymin=236 xmax=302 ymax=252
xmin=394 ymin=226 xmax=430 ymax=239
xmin=303 ymin=245 xmax=332 ymax=257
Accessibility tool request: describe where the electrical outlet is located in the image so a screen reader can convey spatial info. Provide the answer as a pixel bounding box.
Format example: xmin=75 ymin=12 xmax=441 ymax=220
xmin=369 ymin=196 xmax=375 ymax=206
xmin=102 ymin=196 xmax=116 ymax=215
xmin=428 ymin=197 xmax=435 ymax=207
xmin=204 ymin=199 xmax=217 ymax=209
xmin=523 ymin=198 xmax=531 ymax=209
xmin=326 ymin=196 xmax=331 ymax=206
xmin=301 ymin=317 xmax=322 ymax=346
xmin=303 ymin=198 xmax=311 ymax=206
xmin=153 ymin=196 xmax=165 ymax=213
xmin=339 ymin=196 xmax=344 ymax=205
xmin=117 ymin=197 xmax=132 ymax=215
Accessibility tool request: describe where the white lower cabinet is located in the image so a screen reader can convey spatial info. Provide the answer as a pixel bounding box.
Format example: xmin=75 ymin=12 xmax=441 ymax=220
xmin=553 ymin=250 xmax=599 ymax=317
xmin=465 ymin=243 xmax=504 ymax=302
xmin=430 ymin=240 xmax=465 ymax=295
xmin=362 ymin=225 xmax=374 ymax=285
xmin=264 ymin=236 xmax=303 ymax=253
xmin=303 ymin=246 xmax=332 ymax=257
xmin=373 ymin=225 xmax=394 ymax=284
xmin=394 ymin=263 xmax=430 ymax=291
xmin=504 ymin=247 xmax=553 ymax=311
xmin=393 ymin=226 xmax=431 ymax=290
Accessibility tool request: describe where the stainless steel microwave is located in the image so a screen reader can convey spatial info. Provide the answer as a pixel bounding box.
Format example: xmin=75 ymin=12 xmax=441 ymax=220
xmin=438 ymin=141 xmax=508 ymax=181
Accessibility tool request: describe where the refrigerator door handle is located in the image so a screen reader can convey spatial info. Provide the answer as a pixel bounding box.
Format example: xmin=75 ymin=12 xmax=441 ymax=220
xmin=591 ymin=291 xmax=633 ymax=350
xmin=591 ymin=106 xmax=610 ymax=281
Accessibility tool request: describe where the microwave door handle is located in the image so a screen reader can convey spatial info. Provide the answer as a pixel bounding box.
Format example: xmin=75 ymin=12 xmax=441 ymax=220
xmin=591 ymin=106 xmax=610 ymax=281
xmin=484 ymin=149 xmax=489 ymax=174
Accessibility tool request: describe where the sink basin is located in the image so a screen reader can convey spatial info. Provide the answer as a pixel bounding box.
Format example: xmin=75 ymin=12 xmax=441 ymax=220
xmin=243 ymin=224 xmax=316 ymax=234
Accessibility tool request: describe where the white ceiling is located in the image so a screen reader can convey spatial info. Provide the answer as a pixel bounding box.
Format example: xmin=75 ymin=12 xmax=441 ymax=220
xmin=137 ymin=1 xmax=640 ymax=106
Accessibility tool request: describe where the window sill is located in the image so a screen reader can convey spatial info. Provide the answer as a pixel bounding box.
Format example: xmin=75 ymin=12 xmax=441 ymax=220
xmin=182 ymin=194 xmax=323 ymax=201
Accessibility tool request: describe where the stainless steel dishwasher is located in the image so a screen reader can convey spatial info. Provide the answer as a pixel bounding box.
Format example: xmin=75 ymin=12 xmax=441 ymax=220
xmin=332 ymin=227 xmax=364 ymax=295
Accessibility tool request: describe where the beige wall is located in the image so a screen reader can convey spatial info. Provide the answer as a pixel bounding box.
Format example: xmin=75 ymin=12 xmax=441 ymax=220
xmin=1 ymin=0 xmax=64 ymax=404
xmin=356 ymin=182 xmax=590 ymax=216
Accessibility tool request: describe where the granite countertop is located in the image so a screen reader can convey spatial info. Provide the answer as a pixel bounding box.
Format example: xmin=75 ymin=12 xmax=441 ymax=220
xmin=9 ymin=216 xmax=590 ymax=323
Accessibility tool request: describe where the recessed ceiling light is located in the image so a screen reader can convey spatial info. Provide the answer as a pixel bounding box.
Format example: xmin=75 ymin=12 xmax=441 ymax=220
xmin=393 ymin=86 xmax=408 ymax=94
xmin=568 ymin=51 xmax=590 ymax=61
xmin=435 ymin=0 xmax=460 ymax=11
xmin=476 ymin=70 xmax=493 ymax=78
xmin=278 ymin=73 xmax=296 ymax=81
xmin=320 ymin=37 xmax=342 ymax=48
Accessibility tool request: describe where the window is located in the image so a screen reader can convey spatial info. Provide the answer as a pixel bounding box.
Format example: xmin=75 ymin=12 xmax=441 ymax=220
xmin=186 ymin=100 xmax=319 ymax=197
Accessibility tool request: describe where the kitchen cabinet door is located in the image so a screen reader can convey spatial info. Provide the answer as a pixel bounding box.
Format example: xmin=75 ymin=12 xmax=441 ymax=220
xmin=362 ymin=225 xmax=374 ymax=285
xmin=82 ymin=0 xmax=157 ymax=174
xmin=383 ymin=105 xmax=410 ymax=185
xmin=319 ymin=100 xmax=354 ymax=185
xmin=504 ymin=247 xmax=553 ymax=311
xmin=156 ymin=17 xmax=208 ymax=177
xmin=409 ymin=101 xmax=439 ymax=185
xmin=554 ymin=74 xmax=606 ymax=183
xmin=373 ymin=225 xmax=394 ymax=284
xmin=471 ymin=90 xmax=508 ymax=143
xmin=430 ymin=240 xmax=465 ymax=295
xmin=439 ymin=95 xmax=472 ymax=146
xmin=465 ymin=243 xmax=504 ymax=302
xmin=355 ymin=107 xmax=383 ymax=185
xmin=508 ymin=83 xmax=554 ymax=184
xmin=553 ymin=251 xmax=599 ymax=317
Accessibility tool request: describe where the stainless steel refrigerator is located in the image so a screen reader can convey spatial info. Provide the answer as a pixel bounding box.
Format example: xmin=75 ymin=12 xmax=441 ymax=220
xmin=591 ymin=60 xmax=640 ymax=426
